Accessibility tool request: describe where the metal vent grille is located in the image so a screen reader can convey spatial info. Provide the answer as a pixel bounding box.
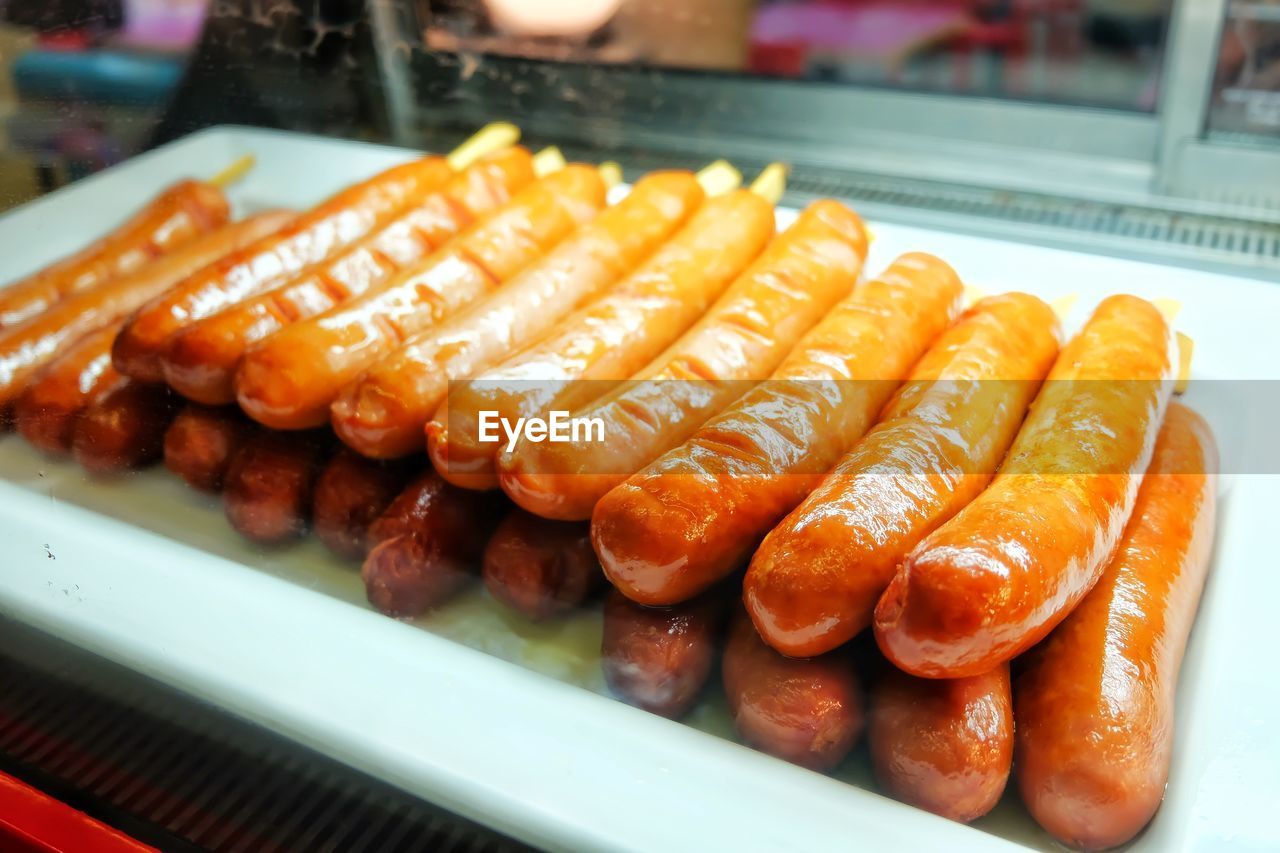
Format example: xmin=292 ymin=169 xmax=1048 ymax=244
xmin=517 ymin=135 xmax=1280 ymax=278
xmin=0 ymin=619 xmax=530 ymax=853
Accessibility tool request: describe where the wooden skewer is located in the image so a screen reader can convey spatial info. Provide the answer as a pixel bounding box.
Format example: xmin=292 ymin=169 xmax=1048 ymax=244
xmin=1152 ymin=297 xmax=1181 ymax=324
xmin=1050 ymin=293 xmax=1078 ymax=321
xmin=533 ymin=147 xmax=566 ymax=177
xmin=208 ymin=155 xmax=255 ymax=189
xmin=599 ymin=161 xmax=623 ymax=189
xmin=696 ymin=160 xmax=742 ymax=197
xmin=1175 ymin=331 xmax=1193 ymax=395
xmin=446 ymin=121 xmax=521 ymax=171
xmin=963 ymin=284 xmax=986 ymax=309
xmin=749 ymin=163 xmax=788 ymax=204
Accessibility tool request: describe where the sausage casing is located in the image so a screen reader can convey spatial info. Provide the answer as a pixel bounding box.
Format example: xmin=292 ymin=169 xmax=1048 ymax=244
xmin=311 ymin=449 xmax=412 ymax=560
xmin=1015 ymin=402 xmax=1217 ymax=850
xmin=498 ymin=199 xmax=869 ymax=521
xmin=482 ymin=510 xmax=604 ymax=620
xmin=222 ymin=430 xmax=330 ymax=543
xmin=15 ymin=324 xmax=128 ymax=455
xmin=593 ymin=253 xmax=964 ymax=606
xmin=163 ymin=404 xmax=256 ymax=493
xmin=72 ymin=380 xmax=179 ymax=474
xmin=745 ymin=293 xmax=1061 ymax=657
xmin=875 ymin=295 xmax=1177 ymax=678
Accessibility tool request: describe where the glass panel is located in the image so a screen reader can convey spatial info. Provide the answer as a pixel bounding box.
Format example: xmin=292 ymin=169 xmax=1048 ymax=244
xmin=425 ymin=0 xmax=1174 ymax=110
xmin=1208 ymin=0 xmax=1280 ymax=141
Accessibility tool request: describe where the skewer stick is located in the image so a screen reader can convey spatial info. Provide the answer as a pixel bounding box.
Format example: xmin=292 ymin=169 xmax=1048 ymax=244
xmin=599 ymin=161 xmax=623 ymax=189
xmin=446 ymin=122 xmax=521 ymax=171
xmin=533 ymin=147 xmax=566 ymax=177
xmin=749 ymin=163 xmax=788 ymax=204
xmin=696 ymin=160 xmax=742 ymax=197
xmin=1175 ymin=331 xmax=1193 ymax=395
xmin=1152 ymin=297 xmax=1181 ymax=324
xmin=208 ymin=155 xmax=255 ymax=189
xmin=963 ymin=284 xmax=986 ymax=309
xmin=1050 ymin=293 xmax=1078 ymax=321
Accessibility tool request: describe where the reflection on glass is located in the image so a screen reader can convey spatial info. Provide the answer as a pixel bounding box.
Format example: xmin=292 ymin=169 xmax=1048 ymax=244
xmin=1210 ymin=0 xmax=1280 ymax=141
xmin=425 ymin=0 xmax=1173 ymax=110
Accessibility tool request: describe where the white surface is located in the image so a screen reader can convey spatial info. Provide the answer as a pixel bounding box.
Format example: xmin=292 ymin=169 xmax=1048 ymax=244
xmin=1 ymin=126 xmax=1278 ymax=852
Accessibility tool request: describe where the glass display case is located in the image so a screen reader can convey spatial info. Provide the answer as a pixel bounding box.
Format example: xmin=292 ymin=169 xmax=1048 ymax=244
xmin=0 ymin=2 xmax=1278 ymax=852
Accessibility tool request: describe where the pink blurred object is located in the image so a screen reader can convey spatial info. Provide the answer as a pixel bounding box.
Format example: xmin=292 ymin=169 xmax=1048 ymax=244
xmin=750 ymin=1 xmax=974 ymax=60
xmin=113 ymin=0 xmax=210 ymax=53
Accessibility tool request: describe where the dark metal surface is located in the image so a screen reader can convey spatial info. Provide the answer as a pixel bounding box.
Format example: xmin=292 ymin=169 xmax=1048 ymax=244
xmin=0 ymin=617 xmax=533 ymax=853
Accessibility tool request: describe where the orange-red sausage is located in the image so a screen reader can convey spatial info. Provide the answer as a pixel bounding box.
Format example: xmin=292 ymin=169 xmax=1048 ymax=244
xmin=222 ymin=430 xmax=331 ymax=543
xmin=0 ymin=211 xmax=293 ymax=409
xmin=114 ymin=158 xmax=453 ymax=382
xmin=482 ymin=510 xmax=604 ymax=620
xmin=163 ymin=404 xmax=256 ymax=493
xmin=331 ymin=170 xmax=707 ymax=459
xmin=1016 ymin=402 xmax=1217 ymax=850
xmin=745 ymin=293 xmax=1061 ymax=657
xmin=1 ymin=179 xmax=230 ymax=329
xmin=237 ymin=165 xmax=608 ymax=430
xmin=875 ymin=295 xmax=1177 ymax=679
xmin=593 ymin=253 xmax=964 ymax=606
xmin=498 ymin=200 xmax=869 ymax=521
xmin=72 ymin=379 xmax=179 ymax=474
xmin=868 ymin=664 xmax=1013 ymax=823
xmin=362 ymin=472 xmax=506 ymax=617
xmin=161 ymin=148 xmax=536 ymax=404
xmin=14 ymin=324 xmax=129 ymax=455
xmin=427 ymin=189 xmax=777 ymax=490
xmin=601 ymin=586 xmax=728 ymax=719
xmin=311 ymin=449 xmax=412 ymax=560
xmin=721 ymin=609 xmax=863 ymax=772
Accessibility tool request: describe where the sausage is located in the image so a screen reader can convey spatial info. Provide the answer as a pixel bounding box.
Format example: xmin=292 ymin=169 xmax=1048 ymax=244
xmin=362 ymin=471 xmax=506 ymax=617
xmin=222 ymin=429 xmax=331 ymax=543
xmin=1015 ymin=402 xmax=1216 ymax=850
xmin=161 ymin=148 xmax=536 ymax=404
xmin=0 ymin=179 xmax=230 ymax=329
xmin=14 ymin=324 xmax=128 ymax=455
xmin=482 ymin=510 xmax=605 ymax=620
xmin=163 ymin=404 xmax=256 ymax=493
xmin=237 ymin=165 xmax=608 ymax=430
xmin=601 ymin=586 xmax=728 ymax=719
xmin=721 ymin=609 xmax=863 ymax=772
xmin=72 ymin=379 xmax=180 ymax=474
xmin=874 ymin=294 xmax=1177 ymax=679
xmin=311 ymin=448 xmax=413 ymax=560
xmin=593 ymin=252 xmax=964 ymax=606
xmin=498 ymin=200 xmax=869 ymax=521
xmin=114 ymin=157 xmax=454 ymax=382
xmin=868 ymin=663 xmax=1013 ymax=823
xmin=0 ymin=211 xmax=293 ymax=409
xmin=427 ymin=188 xmax=777 ymax=490
xmin=745 ymin=293 xmax=1061 ymax=657
xmin=331 ymin=170 xmax=707 ymax=459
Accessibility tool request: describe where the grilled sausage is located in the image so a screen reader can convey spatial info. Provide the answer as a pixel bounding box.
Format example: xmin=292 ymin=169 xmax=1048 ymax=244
xmin=15 ymin=324 xmax=128 ymax=455
xmin=114 ymin=157 xmax=453 ymax=381
xmin=875 ymin=295 xmax=1177 ymax=678
xmin=72 ymin=380 xmax=179 ymax=474
xmin=868 ymin=664 xmax=1013 ymax=823
xmin=237 ymin=165 xmax=608 ymax=430
xmin=498 ymin=200 xmax=869 ymax=521
xmin=222 ymin=429 xmax=331 ymax=543
xmin=311 ymin=449 xmax=413 ymax=560
xmin=427 ymin=189 xmax=777 ymax=490
xmin=161 ymin=148 xmax=536 ymax=404
xmin=1015 ymin=402 xmax=1217 ymax=850
xmin=601 ymin=586 xmax=728 ymax=719
xmin=745 ymin=293 xmax=1061 ymax=657
xmin=1 ymin=179 xmax=230 ymax=329
xmin=331 ymin=170 xmax=707 ymax=459
xmin=163 ymin=404 xmax=256 ymax=493
xmin=482 ymin=510 xmax=604 ymax=620
xmin=593 ymin=253 xmax=964 ymax=606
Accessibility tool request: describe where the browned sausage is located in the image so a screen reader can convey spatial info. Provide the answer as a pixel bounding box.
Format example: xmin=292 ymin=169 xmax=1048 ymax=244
xmin=311 ymin=449 xmax=413 ymax=560
xmin=222 ymin=430 xmax=331 ymax=543
xmin=482 ymin=509 xmax=605 ymax=620
xmin=72 ymin=380 xmax=180 ymax=474
xmin=601 ymin=586 xmax=728 ymax=720
xmin=868 ymin=664 xmax=1013 ymax=823
xmin=0 ymin=179 xmax=230 ymax=329
xmin=721 ymin=609 xmax=863 ymax=772
xmin=1015 ymin=402 xmax=1217 ymax=850
xmin=163 ymin=404 xmax=256 ymax=493
xmin=14 ymin=324 xmax=128 ymax=455
xmin=362 ymin=472 xmax=506 ymax=617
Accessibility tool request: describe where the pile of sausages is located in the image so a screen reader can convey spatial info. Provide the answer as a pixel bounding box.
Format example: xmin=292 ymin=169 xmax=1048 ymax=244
xmin=0 ymin=140 xmax=1217 ymax=851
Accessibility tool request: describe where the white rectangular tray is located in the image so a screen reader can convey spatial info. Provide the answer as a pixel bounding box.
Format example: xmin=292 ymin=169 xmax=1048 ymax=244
xmin=1 ymin=126 xmax=1277 ymax=852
